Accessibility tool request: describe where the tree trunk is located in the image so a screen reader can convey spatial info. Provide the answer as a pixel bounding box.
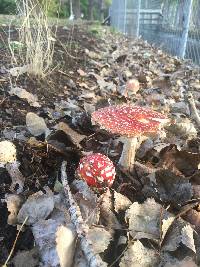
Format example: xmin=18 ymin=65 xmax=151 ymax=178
xmin=73 ymin=0 xmax=81 ymax=19
xmin=88 ymin=0 xmax=94 ymax=20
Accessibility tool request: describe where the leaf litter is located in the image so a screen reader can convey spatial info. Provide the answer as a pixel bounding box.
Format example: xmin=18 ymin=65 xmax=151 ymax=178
xmin=1 ymin=22 xmax=200 ymax=266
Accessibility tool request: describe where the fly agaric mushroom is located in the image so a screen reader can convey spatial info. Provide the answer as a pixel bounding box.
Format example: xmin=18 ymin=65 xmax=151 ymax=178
xmin=77 ymin=153 xmax=116 ymax=189
xmin=92 ymin=105 xmax=168 ymax=172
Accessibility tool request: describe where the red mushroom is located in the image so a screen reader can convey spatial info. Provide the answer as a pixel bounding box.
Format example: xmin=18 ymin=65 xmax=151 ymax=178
xmin=92 ymin=105 xmax=168 ymax=172
xmin=77 ymin=153 xmax=116 ymax=189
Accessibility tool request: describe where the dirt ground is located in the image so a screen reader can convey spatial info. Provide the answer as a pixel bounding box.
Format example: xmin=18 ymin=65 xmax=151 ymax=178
xmin=0 ymin=21 xmax=200 ymax=267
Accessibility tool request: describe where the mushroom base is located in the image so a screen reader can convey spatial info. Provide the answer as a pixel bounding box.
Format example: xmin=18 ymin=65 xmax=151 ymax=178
xmin=118 ymin=137 xmax=138 ymax=172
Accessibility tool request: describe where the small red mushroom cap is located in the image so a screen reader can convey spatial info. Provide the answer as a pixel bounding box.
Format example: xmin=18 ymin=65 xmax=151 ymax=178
xmin=77 ymin=153 xmax=116 ymax=188
xmin=92 ymin=105 xmax=168 ymax=137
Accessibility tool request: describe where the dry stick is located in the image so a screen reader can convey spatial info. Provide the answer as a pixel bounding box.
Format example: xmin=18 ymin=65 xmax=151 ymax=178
xmin=187 ymin=92 xmax=200 ymax=127
xmin=61 ymin=161 xmax=107 ymax=267
xmin=3 ymin=216 xmax=28 ymax=267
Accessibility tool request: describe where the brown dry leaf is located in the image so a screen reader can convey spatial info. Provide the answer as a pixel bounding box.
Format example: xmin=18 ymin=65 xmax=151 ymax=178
xmin=158 ymin=145 xmax=200 ymax=176
xmin=12 ymin=248 xmax=39 ymax=267
xmin=9 ymin=87 xmax=41 ymax=107
xmin=91 ymin=72 xmax=117 ymax=93
xmin=56 ymin=225 xmax=76 ymax=267
xmin=100 ymin=189 xmax=122 ymax=230
xmin=88 ymin=227 xmax=112 ymax=254
xmin=125 ymin=198 xmax=173 ymax=240
xmin=74 ymin=191 xmax=99 ymax=226
xmin=154 ymin=169 xmax=193 ymax=207
xmin=9 ymin=65 xmax=29 ymax=77
xmin=161 ymin=216 xmax=176 ymax=242
xmin=166 ymin=117 xmax=197 ymax=138
xmin=5 ymin=194 xmax=24 ymax=225
xmin=17 ymin=189 xmax=54 ymax=225
xmin=78 ymin=91 xmax=96 ymax=100
xmin=83 ymin=102 xmax=95 ymax=115
xmin=54 ymin=122 xmax=86 ymax=148
xmin=182 ymin=209 xmax=200 ymax=234
xmin=162 ymin=218 xmax=196 ymax=253
xmin=181 ymin=225 xmax=196 ymax=253
xmin=71 ymin=180 xmax=100 ymax=226
xmin=26 ymin=112 xmax=49 ymax=137
xmin=32 ymin=219 xmax=75 ymax=267
xmin=118 ymin=79 xmax=140 ymax=98
xmin=170 ymin=102 xmax=190 ymax=115
xmin=85 ymin=49 xmax=101 ymax=59
xmin=6 ymin=161 xmax=25 ymax=194
xmin=114 ymin=191 xmax=132 ymax=213
xmin=160 ymin=255 xmax=197 ymax=267
xmin=120 ymin=240 xmax=159 ymax=267
xmin=73 ymin=249 xmax=87 ymax=267
xmin=78 ymin=82 xmax=89 ymax=89
xmin=77 ymin=68 xmax=87 ymax=76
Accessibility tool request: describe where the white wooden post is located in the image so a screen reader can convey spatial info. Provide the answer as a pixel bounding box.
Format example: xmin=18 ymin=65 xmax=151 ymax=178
xmin=136 ymin=0 xmax=141 ymax=37
xmin=179 ymin=0 xmax=193 ymax=58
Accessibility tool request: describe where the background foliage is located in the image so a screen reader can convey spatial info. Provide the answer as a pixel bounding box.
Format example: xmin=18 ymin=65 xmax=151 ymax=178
xmin=0 ymin=0 xmax=112 ymax=19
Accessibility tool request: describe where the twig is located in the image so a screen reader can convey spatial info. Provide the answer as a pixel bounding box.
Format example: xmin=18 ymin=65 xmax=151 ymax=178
xmin=187 ymin=92 xmax=200 ymax=127
xmin=3 ymin=216 xmax=28 ymax=267
xmin=61 ymin=161 xmax=107 ymax=267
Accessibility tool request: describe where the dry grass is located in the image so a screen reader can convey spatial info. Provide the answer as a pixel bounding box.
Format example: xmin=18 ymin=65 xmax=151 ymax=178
xmin=9 ymin=0 xmax=57 ymax=77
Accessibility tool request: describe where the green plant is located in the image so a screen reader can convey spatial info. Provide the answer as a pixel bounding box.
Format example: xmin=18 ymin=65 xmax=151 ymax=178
xmin=0 ymin=0 xmax=16 ymax=14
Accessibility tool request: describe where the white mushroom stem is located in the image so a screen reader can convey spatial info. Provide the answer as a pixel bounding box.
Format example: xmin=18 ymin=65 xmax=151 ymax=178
xmin=118 ymin=136 xmax=138 ymax=171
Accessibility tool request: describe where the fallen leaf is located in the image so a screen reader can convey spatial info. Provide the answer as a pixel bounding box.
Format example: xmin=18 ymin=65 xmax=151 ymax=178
xmin=6 ymin=161 xmax=25 ymax=194
xmin=88 ymin=227 xmax=112 ymax=254
xmin=155 ymin=169 xmax=193 ymax=207
xmin=100 ymin=189 xmax=122 ymax=231
xmin=166 ymin=117 xmax=197 ymax=138
xmin=56 ymin=225 xmax=76 ymax=267
xmin=77 ymin=69 xmax=87 ymax=76
xmin=17 ymin=189 xmax=54 ymax=225
xmin=54 ymin=122 xmax=86 ymax=148
xmin=120 ymin=240 xmax=159 ymax=267
xmin=9 ymin=87 xmax=40 ymax=107
xmin=9 ymin=65 xmax=28 ymax=77
xmin=32 ymin=219 xmax=75 ymax=267
xmin=114 ymin=191 xmax=132 ymax=213
xmin=26 ymin=112 xmax=49 ymax=137
xmin=5 ymin=194 xmax=24 ymax=225
xmin=12 ymin=248 xmax=39 ymax=267
xmin=162 ymin=218 xmax=196 ymax=253
xmin=125 ymin=198 xmax=173 ymax=240
xmin=160 ymin=254 xmax=197 ymax=267
xmin=158 ymin=145 xmax=200 ymax=176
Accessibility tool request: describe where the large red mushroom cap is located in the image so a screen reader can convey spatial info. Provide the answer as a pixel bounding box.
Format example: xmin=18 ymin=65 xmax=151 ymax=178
xmin=92 ymin=105 xmax=168 ymax=137
xmin=77 ymin=153 xmax=116 ymax=189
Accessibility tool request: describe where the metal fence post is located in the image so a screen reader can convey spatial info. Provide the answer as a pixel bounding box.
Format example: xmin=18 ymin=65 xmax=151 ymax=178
xmin=136 ymin=0 xmax=141 ymax=37
xmin=123 ymin=0 xmax=127 ymax=34
xmin=179 ymin=0 xmax=193 ymax=58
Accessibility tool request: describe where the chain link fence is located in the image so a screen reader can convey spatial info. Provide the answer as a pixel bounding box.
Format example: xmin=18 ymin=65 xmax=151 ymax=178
xmin=110 ymin=0 xmax=200 ymax=65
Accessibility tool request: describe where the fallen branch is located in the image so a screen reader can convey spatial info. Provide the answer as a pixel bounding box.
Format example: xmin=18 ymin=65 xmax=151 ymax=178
xmin=61 ymin=161 xmax=107 ymax=267
xmin=187 ymin=92 xmax=200 ymax=127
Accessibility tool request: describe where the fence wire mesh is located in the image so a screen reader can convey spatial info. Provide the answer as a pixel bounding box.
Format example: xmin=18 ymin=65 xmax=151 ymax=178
xmin=110 ymin=0 xmax=200 ymax=65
